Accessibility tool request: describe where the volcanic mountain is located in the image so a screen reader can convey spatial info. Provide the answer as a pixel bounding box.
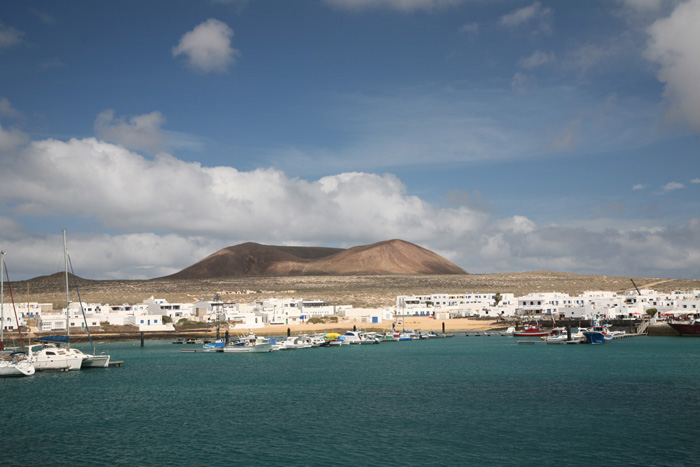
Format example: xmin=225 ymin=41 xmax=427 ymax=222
xmin=163 ymin=239 xmax=468 ymax=279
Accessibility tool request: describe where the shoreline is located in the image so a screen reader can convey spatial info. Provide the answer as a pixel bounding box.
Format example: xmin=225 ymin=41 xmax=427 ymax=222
xmin=4 ymin=317 xmax=509 ymax=344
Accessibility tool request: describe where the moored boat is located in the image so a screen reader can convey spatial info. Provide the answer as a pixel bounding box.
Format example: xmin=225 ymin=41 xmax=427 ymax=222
xmin=512 ymin=323 xmax=550 ymax=337
xmin=223 ymin=333 xmax=274 ymax=353
xmin=0 ymin=353 xmax=35 ymax=377
xmin=668 ymin=315 xmax=700 ymax=336
xmin=582 ymin=324 xmax=614 ymax=344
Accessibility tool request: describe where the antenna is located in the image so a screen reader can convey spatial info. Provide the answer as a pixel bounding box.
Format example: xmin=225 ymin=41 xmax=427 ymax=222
xmin=631 ymin=279 xmax=641 ymax=295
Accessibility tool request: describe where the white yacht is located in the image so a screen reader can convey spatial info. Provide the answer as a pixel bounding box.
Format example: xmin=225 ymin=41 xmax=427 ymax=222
xmin=0 ymin=354 xmax=35 ymax=377
xmin=26 ymin=344 xmax=81 ymax=371
xmin=223 ymin=333 xmax=273 ymax=353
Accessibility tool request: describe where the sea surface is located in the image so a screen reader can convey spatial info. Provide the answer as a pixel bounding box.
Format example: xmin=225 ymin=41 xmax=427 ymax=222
xmin=2 ymin=335 xmax=700 ymax=466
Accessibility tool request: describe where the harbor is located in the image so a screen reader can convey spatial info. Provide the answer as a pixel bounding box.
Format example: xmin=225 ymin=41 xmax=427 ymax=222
xmin=3 ymin=336 xmax=700 ymax=466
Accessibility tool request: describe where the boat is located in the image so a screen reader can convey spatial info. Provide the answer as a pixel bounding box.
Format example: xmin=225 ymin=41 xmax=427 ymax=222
xmin=223 ymin=333 xmax=274 ymax=353
xmin=203 ymin=338 xmax=226 ymax=352
xmin=61 ymin=231 xmax=112 ymax=368
xmin=512 ymin=323 xmax=550 ymax=337
xmin=0 ymin=353 xmax=35 ymax=377
xmin=38 ymin=335 xmax=110 ymax=369
xmin=342 ymin=331 xmax=379 ymax=344
xmin=582 ymin=324 xmax=614 ymax=344
xmin=668 ymin=315 xmax=700 ymax=336
xmin=543 ymin=327 xmax=584 ymax=344
xmin=185 ymin=338 xmax=197 ymax=344
xmin=172 ymin=338 xmax=185 ymax=344
xmin=276 ymin=335 xmax=313 ymax=350
xmin=25 ymin=343 xmax=77 ymax=371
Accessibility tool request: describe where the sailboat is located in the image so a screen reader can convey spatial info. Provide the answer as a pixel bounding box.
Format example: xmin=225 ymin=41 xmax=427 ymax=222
xmin=0 ymin=250 xmax=36 ymax=377
xmin=38 ymin=231 xmax=110 ymax=369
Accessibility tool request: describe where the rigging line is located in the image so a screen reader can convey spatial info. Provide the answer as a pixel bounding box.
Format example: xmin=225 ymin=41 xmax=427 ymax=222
xmin=68 ymin=254 xmax=95 ymax=354
xmin=4 ymin=262 xmax=25 ymax=351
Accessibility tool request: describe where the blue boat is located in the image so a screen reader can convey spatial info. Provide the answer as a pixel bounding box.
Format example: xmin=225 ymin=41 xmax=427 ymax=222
xmin=583 ymin=324 xmax=614 ymax=344
xmin=202 ymin=338 xmax=226 ymax=352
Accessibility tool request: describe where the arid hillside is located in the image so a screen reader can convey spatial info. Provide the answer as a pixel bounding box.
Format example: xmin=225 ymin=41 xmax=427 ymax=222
xmin=165 ymin=239 xmax=467 ymax=279
xmin=18 ymin=271 xmax=700 ymax=311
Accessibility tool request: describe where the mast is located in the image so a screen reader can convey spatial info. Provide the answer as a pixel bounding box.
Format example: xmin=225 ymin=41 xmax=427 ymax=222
xmin=64 ymin=230 xmax=70 ymax=347
xmin=1 ymin=250 xmax=5 ymax=349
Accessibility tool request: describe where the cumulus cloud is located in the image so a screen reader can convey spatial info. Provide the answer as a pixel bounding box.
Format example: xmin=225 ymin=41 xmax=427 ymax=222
xmin=172 ymin=19 xmax=240 ymax=73
xmin=692 ymin=178 xmax=700 ymax=184
xmin=323 ymin=0 xmax=466 ymax=11
xmin=94 ymin=109 xmax=166 ymax=153
xmin=1 ymin=137 xmax=698 ymax=279
xmin=518 ymin=50 xmax=555 ymax=69
xmin=662 ymin=181 xmax=684 ymax=191
xmin=0 ymin=22 xmax=23 ymax=48
xmin=0 ymin=97 xmax=22 ymax=120
xmin=500 ymin=1 xmax=553 ymax=35
xmin=633 ymin=183 xmax=646 ymax=190
xmin=0 ymin=124 xmax=29 ymax=152
xmin=645 ymin=0 xmax=700 ymax=132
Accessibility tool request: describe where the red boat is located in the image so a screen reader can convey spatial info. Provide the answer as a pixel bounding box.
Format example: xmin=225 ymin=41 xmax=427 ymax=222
xmin=512 ymin=323 xmax=550 ymax=337
xmin=669 ymin=318 xmax=700 ymax=336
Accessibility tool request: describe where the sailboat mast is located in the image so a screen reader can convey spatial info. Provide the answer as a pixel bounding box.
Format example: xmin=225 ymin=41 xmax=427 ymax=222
xmin=1 ymin=250 xmax=5 ymax=347
xmin=63 ymin=230 xmax=70 ymax=347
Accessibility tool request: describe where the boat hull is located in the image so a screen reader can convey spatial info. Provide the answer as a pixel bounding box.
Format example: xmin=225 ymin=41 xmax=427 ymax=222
xmin=668 ymin=323 xmax=700 ymax=336
xmin=0 ymin=360 xmax=35 ymax=377
xmin=82 ymin=354 xmax=111 ymax=368
xmin=223 ymin=342 xmax=273 ymax=353
xmin=583 ymin=331 xmax=613 ymax=344
xmin=512 ymin=331 xmax=550 ymax=337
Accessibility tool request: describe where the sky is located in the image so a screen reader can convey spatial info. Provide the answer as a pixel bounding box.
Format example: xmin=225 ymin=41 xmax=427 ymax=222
xmin=0 ymin=0 xmax=699 ymax=281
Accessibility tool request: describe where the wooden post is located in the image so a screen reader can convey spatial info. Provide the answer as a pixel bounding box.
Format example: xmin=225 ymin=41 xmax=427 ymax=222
xmin=140 ymin=331 xmax=144 ymax=347
xmin=442 ymin=322 xmax=445 ymax=334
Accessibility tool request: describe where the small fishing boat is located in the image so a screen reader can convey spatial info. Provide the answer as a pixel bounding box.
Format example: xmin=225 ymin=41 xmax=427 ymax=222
xmin=203 ymin=338 xmax=226 ymax=352
xmin=582 ymin=324 xmax=614 ymax=344
xmin=512 ymin=323 xmax=550 ymax=337
xmin=223 ymin=333 xmax=273 ymax=353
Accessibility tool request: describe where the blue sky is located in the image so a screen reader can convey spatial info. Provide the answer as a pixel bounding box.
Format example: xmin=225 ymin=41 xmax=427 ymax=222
xmin=0 ymin=0 xmax=699 ymax=280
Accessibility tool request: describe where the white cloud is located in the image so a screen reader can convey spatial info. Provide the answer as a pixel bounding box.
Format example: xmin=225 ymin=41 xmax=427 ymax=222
xmin=662 ymin=181 xmax=684 ymax=191
xmin=633 ymin=183 xmax=646 ymax=190
xmin=0 ymin=97 xmax=22 ymax=120
xmin=94 ymin=109 xmax=166 ymax=154
xmin=323 ymin=0 xmax=466 ymax=12
xmin=691 ymin=178 xmax=700 ymax=184
xmin=518 ymin=50 xmax=555 ymax=69
xmin=0 ymin=124 xmax=29 ymax=152
xmin=172 ymin=19 xmax=240 ymax=73
xmin=1 ymin=137 xmax=698 ymax=279
xmin=500 ymin=1 xmax=553 ymax=35
xmin=645 ymin=0 xmax=700 ymax=132
xmin=0 ymin=22 xmax=23 ymax=48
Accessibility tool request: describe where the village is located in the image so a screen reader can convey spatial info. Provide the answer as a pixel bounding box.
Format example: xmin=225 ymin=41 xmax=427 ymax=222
xmin=2 ymin=287 xmax=699 ymax=334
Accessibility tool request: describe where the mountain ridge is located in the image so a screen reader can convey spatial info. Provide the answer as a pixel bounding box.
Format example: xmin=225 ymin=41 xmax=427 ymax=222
xmin=163 ymin=239 xmax=468 ymax=279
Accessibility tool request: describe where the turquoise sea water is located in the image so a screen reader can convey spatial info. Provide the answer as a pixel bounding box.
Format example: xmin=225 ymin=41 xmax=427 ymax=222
xmin=3 ymin=336 xmax=700 ymax=466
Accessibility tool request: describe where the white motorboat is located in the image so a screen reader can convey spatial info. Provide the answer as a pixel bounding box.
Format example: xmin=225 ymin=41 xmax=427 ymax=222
xmin=0 ymin=354 xmax=35 ymax=377
xmin=343 ymin=331 xmax=379 ymax=344
xmin=223 ymin=333 xmax=273 ymax=353
xmin=276 ymin=336 xmax=313 ymax=350
xmin=26 ymin=344 xmax=79 ymax=371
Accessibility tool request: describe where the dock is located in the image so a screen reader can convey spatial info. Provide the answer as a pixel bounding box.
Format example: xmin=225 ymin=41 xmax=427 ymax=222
xmin=108 ymin=360 xmax=124 ymax=367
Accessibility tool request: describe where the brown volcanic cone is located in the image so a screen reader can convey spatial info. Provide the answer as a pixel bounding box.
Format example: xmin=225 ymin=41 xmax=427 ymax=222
xmin=163 ymin=239 xmax=467 ymax=279
xmin=164 ymin=242 xmax=344 ymax=279
xmin=267 ymin=239 xmax=467 ymax=275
